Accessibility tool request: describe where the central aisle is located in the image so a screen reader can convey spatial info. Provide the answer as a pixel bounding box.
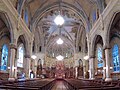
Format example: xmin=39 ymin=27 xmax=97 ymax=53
xmin=51 ymin=80 xmax=68 ymax=90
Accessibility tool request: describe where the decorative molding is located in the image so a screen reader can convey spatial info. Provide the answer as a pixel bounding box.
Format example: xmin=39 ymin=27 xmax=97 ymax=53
xmin=103 ymin=46 xmax=111 ymax=50
xmin=9 ymin=43 xmax=17 ymax=49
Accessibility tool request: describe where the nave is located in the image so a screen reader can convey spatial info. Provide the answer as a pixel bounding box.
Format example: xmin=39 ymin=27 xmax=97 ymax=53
xmin=51 ymin=80 xmax=67 ymax=90
xmin=1 ymin=0 xmax=120 ymax=90
xmin=0 ymin=78 xmax=120 ymax=90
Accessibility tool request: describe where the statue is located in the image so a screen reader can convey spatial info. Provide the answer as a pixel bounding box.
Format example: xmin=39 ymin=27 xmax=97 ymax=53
xmin=36 ymin=59 xmax=42 ymax=77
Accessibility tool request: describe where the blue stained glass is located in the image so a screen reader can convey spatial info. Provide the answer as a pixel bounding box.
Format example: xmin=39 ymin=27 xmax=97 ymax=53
xmin=24 ymin=9 xmax=28 ymax=25
xmin=112 ymin=44 xmax=120 ymax=72
xmin=0 ymin=44 xmax=8 ymax=71
xmin=97 ymin=47 xmax=103 ymax=68
xmin=92 ymin=11 xmax=96 ymax=23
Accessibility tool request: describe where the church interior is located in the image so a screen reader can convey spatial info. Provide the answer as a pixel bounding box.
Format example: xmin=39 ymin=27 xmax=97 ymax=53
xmin=0 ymin=0 xmax=120 ymax=90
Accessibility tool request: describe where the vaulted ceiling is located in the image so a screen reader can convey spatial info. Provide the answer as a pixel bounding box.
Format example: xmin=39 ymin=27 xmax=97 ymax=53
xmin=11 ymin=0 xmax=109 ymax=59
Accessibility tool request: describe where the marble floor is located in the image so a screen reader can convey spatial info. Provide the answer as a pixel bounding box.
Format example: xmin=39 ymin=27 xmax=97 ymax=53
xmin=51 ymin=80 xmax=67 ymax=90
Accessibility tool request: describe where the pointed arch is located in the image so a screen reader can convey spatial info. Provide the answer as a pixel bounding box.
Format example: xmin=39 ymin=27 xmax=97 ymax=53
xmin=91 ymin=35 xmax=103 ymax=56
xmin=0 ymin=12 xmax=14 ymax=43
xmin=105 ymin=11 xmax=120 ymax=47
xmin=17 ymin=34 xmax=30 ymax=57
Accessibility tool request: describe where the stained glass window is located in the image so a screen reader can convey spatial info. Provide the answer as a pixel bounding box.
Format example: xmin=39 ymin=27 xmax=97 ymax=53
xmin=112 ymin=44 xmax=120 ymax=72
xmin=97 ymin=47 xmax=103 ymax=68
xmin=24 ymin=9 xmax=28 ymax=25
xmin=17 ymin=44 xmax=24 ymax=67
xmin=0 ymin=44 xmax=8 ymax=70
xmin=92 ymin=11 xmax=96 ymax=23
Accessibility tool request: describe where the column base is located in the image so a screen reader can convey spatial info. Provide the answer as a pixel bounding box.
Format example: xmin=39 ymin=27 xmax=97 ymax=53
xmin=105 ymin=78 xmax=112 ymax=81
xmin=8 ymin=78 xmax=15 ymax=81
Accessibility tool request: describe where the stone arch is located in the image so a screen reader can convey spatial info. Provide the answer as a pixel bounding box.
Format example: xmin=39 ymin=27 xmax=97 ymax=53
xmin=91 ymin=35 xmax=104 ymax=56
xmin=0 ymin=11 xmax=16 ymax=80
xmin=0 ymin=12 xmax=15 ymax=75
xmin=105 ymin=4 xmax=120 ymax=47
xmin=109 ymin=12 xmax=120 ymax=41
xmin=0 ymin=12 xmax=15 ymax=43
xmin=17 ymin=34 xmax=30 ymax=57
xmin=107 ymin=12 xmax=120 ymax=79
xmin=91 ymin=35 xmax=104 ymax=79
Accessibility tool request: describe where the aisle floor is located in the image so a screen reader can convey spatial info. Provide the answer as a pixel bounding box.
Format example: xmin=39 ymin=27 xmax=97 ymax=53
xmin=51 ymin=80 xmax=67 ymax=90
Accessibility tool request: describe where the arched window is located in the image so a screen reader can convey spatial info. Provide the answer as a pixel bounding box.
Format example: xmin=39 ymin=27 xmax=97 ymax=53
xmin=97 ymin=47 xmax=103 ymax=68
xmin=0 ymin=44 xmax=8 ymax=70
xmin=17 ymin=44 xmax=24 ymax=67
xmin=112 ymin=44 xmax=120 ymax=72
xmin=24 ymin=9 xmax=28 ymax=25
xmin=92 ymin=10 xmax=96 ymax=23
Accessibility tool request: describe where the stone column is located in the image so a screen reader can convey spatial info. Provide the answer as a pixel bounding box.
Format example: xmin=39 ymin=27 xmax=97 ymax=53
xmin=24 ymin=55 xmax=31 ymax=79
xmin=104 ymin=47 xmax=112 ymax=81
xmin=75 ymin=66 xmax=78 ymax=78
xmin=9 ymin=43 xmax=17 ymax=80
xmin=34 ymin=64 xmax=37 ymax=78
xmin=14 ymin=57 xmax=17 ymax=79
xmin=89 ymin=57 xmax=95 ymax=79
xmin=103 ymin=51 xmax=106 ymax=80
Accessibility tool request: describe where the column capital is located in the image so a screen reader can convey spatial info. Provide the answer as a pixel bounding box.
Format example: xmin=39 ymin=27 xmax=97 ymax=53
xmin=24 ymin=54 xmax=31 ymax=58
xmin=89 ymin=55 xmax=95 ymax=59
xmin=103 ymin=45 xmax=111 ymax=50
xmin=9 ymin=43 xmax=17 ymax=50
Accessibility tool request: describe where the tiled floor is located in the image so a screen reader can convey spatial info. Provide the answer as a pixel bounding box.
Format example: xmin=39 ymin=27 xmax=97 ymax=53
xmin=51 ymin=81 xmax=67 ymax=90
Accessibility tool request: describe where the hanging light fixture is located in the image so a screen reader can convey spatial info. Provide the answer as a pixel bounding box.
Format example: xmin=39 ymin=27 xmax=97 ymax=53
xmin=31 ymin=55 xmax=37 ymax=59
xmin=54 ymin=14 xmax=64 ymax=26
xmin=56 ymin=38 xmax=63 ymax=44
xmin=53 ymin=1 xmax=64 ymax=44
xmin=56 ymin=55 xmax=64 ymax=61
xmin=54 ymin=0 xmax=64 ymax=26
xmin=54 ymin=1 xmax=64 ymax=59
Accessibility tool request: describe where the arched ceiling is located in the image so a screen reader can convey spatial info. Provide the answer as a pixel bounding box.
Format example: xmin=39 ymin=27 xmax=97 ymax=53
xmin=34 ymin=6 xmax=84 ymax=58
xmin=26 ymin=0 xmax=97 ymax=17
xmin=27 ymin=0 xmax=97 ymax=59
xmin=12 ymin=0 xmax=108 ymax=59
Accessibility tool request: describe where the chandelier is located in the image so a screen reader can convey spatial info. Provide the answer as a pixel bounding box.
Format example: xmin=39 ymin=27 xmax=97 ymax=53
xmin=54 ymin=1 xmax=65 ymax=60
xmin=56 ymin=38 xmax=63 ymax=44
xmin=54 ymin=14 xmax=64 ymax=26
xmin=56 ymin=55 xmax=64 ymax=61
